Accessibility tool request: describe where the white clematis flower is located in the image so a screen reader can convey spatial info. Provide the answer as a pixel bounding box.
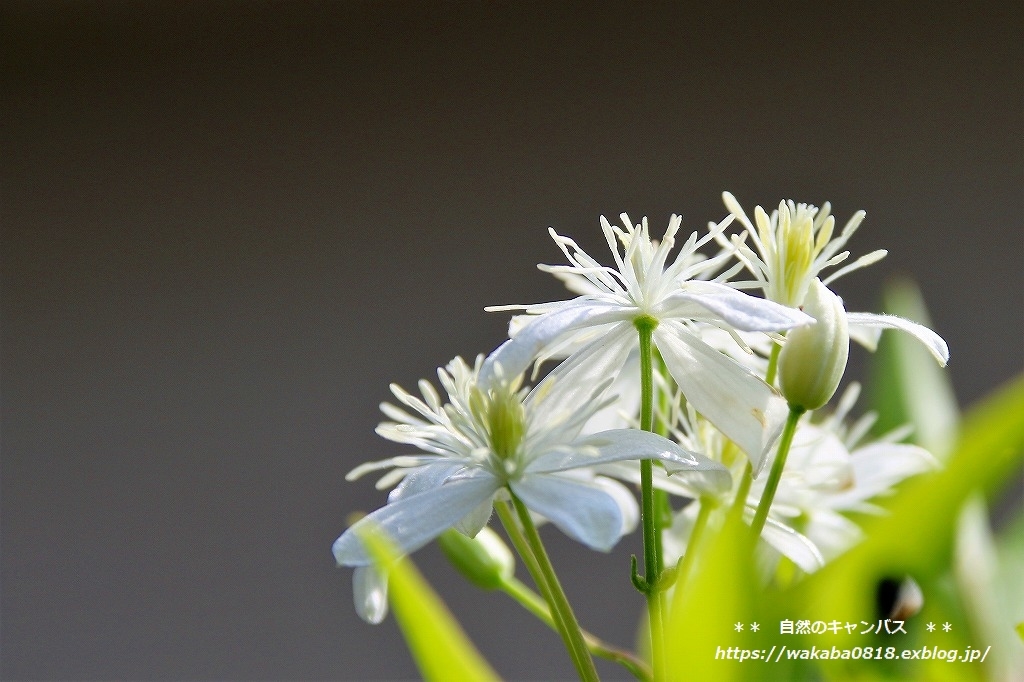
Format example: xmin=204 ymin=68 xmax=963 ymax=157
xmin=483 ymin=213 xmax=813 ymax=474
xmin=333 ymin=354 xmax=730 ymax=622
xmin=722 ymin=193 xmax=948 ymax=366
xmin=662 ymin=384 xmax=939 ymax=574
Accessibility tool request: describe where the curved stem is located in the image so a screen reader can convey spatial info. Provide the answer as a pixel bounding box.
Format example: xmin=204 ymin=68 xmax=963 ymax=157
xmin=500 ymin=576 xmax=653 ymax=681
xmin=749 ymin=405 xmax=805 ymax=540
xmin=509 ymin=494 xmax=599 ymax=682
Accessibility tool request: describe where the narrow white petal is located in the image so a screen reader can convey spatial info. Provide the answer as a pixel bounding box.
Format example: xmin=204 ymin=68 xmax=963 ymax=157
xmin=332 ymin=476 xmax=501 ymax=566
xmin=524 ymin=324 xmax=634 ymax=435
xmin=846 ymin=312 xmax=949 ymax=366
xmin=802 ymin=510 xmax=864 ymax=562
xmin=757 ymin=516 xmax=826 ymax=573
xmin=510 ymin=474 xmax=624 ymax=552
xmin=827 ymin=443 xmax=939 ymax=511
xmin=848 ymin=323 xmax=883 ymax=352
xmin=353 ymin=565 xmax=389 ymax=624
xmin=529 ymin=429 xmax=731 ymax=495
xmin=481 ymin=301 xmax=633 ymax=387
xmin=663 ymin=281 xmax=813 ymax=332
xmin=346 ymin=455 xmax=437 ymax=482
xmin=654 ymin=321 xmax=789 ymax=475
xmin=388 ymin=462 xmax=468 ymax=503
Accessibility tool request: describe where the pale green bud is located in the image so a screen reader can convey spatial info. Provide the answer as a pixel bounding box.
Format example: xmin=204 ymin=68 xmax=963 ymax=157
xmin=438 ymin=527 xmax=515 ymax=590
xmin=778 ymin=278 xmax=849 ymax=411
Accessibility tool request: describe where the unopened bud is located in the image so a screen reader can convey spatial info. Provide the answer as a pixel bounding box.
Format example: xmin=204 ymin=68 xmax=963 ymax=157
xmin=438 ymin=527 xmax=514 ymax=590
xmin=778 ymin=278 xmax=849 ymax=411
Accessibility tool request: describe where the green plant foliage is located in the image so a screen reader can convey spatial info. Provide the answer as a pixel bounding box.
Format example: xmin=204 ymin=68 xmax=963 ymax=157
xmin=665 ymin=509 xmax=756 ymax=682
xmin=361 ymin=529 xmax=501 ymax=682
xmin=869 ymin=278 xmax=960 ymax=459
xmin=793 ymin=374 xmax=1024 ymax=678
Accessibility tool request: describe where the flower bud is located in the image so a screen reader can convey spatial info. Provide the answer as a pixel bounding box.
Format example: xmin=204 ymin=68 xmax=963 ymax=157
xmin=778 ymin=278 xmax=849 ymax=411
xmin=438 ymin=527 xmax=515 ymax=590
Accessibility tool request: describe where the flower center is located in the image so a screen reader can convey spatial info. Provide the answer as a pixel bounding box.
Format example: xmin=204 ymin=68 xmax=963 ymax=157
xmin=777 ymin=206 xmax=815 ymax=307
xmin=469 ymin=385 xmax=526 ymax=462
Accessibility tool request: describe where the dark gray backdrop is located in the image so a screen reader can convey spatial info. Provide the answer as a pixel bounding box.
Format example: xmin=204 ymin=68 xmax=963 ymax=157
xmin=3 ymin=2 xmax=1022 ymax=680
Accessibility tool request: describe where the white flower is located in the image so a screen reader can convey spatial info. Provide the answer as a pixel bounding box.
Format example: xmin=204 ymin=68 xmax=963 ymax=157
xmin=662 ymin=384 xmax=939 ymax=574
xmin=749 ymin=384 xmax=940 ymax=564
xmin=483 ymin=213 xmax=813 ymax=474
xmin=333 ymin=355 xmax=730 ymax=621
xmin=722 ymin=193 xmax=948 ymax=366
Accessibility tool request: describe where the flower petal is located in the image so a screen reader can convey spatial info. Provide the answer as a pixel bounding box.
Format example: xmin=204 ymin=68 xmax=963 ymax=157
xmin=654 ymin=321 xmax=789 ymax=475
xmin=481 ymin=301 xmax=632 ymax=387
xmin=846 ymin=312 xmax=949 ymax=366
xmin=592 ymin=477 xmax=640 ymax=535
xmin=510 ymin=474 xmax=624 ymax=552
xmin=802 ymin=509 xmax=863 ymax=562
xmin=353 ymin=565 xmax=389 ymax=624
xmin=827 ymin=443 xmax=939 ymax=512
xmin=661 ymin=281 xmax=813 ymax=332
xmin=528 ymin=428 xmax=731 ymax=495
xmin=756 ymin=516 xmax=826 ymax=573
xmin=333 ymin=476 xmax=501 ymax=566
xmin=388 ymin=461 xmax=467 ymax=503
xmin=524 ymin=323 xmax=634 ymax=436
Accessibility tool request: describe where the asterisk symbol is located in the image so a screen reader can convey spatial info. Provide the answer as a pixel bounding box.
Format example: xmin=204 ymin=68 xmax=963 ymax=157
xmin=942 ymin=622 xmax=952 ymax=632
xmin=926 ymin=622 xmax=936 ymax=632
xmin=734 ymin=622 xmax=744 ymax=632
xmin=750 ymin=622 xmax=760 ymax=632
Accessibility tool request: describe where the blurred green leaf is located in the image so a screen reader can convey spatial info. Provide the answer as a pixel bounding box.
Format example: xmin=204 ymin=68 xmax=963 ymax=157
xmin=665 ymin=508 xmax=756 ymax=682
xmin=792 ymin=374 xmax=1024 ymax=675
xmin=361 ymin=529 xmax=501 ymax=682
xmin=869 ymin=278 xmax=959 ymax=459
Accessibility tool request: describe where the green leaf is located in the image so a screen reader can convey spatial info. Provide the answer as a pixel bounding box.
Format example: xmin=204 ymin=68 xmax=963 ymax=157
xmin=664 ymin=508 xmax=756 ymax=682
xmin=869 ymin=277 xmax=960 ymax=459
xmin=360 ymin=528 xmax=501 ymax=682
xmin=793 ymin=374 xmax=1024 ymax=668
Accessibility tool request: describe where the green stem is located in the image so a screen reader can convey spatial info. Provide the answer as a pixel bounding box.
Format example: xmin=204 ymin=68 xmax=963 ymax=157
xmin=765 ymin=341 xmax=782 ymax=386
xmin=500 ymin=577 xmax=653 ymax=681
xmin=675 ymin=496 xmax=715 ymax=589
xmin=749 ymin=405 xmax=805 ymax=540
xmin=731 ymin=461 xmax=753 ymax=522
xmin=509 ymin=494 xmax=599 ymax=682
xmin=634 ymin=318 xmax=665 ymax=680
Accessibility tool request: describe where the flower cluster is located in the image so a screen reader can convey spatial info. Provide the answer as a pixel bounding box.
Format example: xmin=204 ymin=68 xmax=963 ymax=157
xmin=332 ymin=193 xmax=949 ymax=679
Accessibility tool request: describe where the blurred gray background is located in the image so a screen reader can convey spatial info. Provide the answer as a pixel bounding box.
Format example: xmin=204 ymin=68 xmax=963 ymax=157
xmin=2 ymin=2 xmax=1021 ymax=680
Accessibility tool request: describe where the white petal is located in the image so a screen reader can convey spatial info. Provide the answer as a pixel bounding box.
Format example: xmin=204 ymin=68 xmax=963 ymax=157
xmin=594 ymin=461 xmax=703 ymax=500
xmin=592 ymin=477 xmax=640 ymax=535
xmin=757 ymin=516 xmax=826 ymax=573
xmin=529 ymin=428 xmax=731 ymax=495
xmin=848 ymin=323 xmax=883 ymax=351
xmin=802 ymin=510 xmax=863 ymax=562
xmin=524 ymin=323 xmax=634 ymax=435
xmin=846 ymin=312 xmax=949 ymax=366
xmin=346 ymin=455 xmax=438 ymax=482
xmin=453 ymin=496 xmax=495 ymax=537
xmin=510 ymin=474 xmax=624 ymax=552
xmin=662 ymin=281 xmax=813 ymax=332
xmin=654 ymin=321 xmax=789 ymax=475
xmin=827 ymin=443 xmax=938 ymax=512
xmin=481 ymin=301 xmax=632 ymax=387
xmin=353 ymin=565 xmax=389 ymax=624
xmin=388 ymin=462 xmax=467 ymax=503
xmin=333 ymin=476 xmax=501 ymax=566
